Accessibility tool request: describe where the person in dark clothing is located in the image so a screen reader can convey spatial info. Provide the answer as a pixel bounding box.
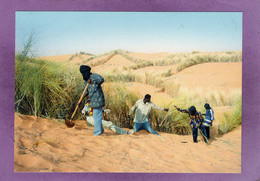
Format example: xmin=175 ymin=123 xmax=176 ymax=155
xmin=202 ymin=103 xmax=214 ymax=140
xmin=174 ymin=105 xmax=208 ymax=143
xmin=79 ymin=65 xmax=105 ymax=135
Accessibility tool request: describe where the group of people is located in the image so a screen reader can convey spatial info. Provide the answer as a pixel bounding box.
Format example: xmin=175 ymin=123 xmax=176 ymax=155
xmin=79 ymin=65 xmax=214 ymax=143
xmin=174 ymin=104 xmax=214 ymax=143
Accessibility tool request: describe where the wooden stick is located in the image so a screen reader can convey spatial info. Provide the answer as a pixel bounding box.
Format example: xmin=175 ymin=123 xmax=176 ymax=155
xmin=70 ymin=83 xmax=89 ymax=121
xmin=159 ymin=104 xmax=173 ymax=126
xmin=198 ymin=128 xmax=209 ymax=145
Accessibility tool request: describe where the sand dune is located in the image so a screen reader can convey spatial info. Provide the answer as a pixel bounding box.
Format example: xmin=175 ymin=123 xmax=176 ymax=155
xmin=14 ymin=113 xmax=241 ymax=173
xmin=38 ymin=54 xmax=92 ymax=64
xmin=85 ymin=55 xmax=109 ymax=66
xmin=125 ymin=82 xmax=172 ymax=106
xmin=24 ymin=53 xmax=242 ymax=173
xmin=37 ymin=54 xmax=73 ymax=62
xmin=168 ymin=62 xmax=242 ymax=92
xmin=133 ymin=65 xmax=177 ymax=76
xmin=127 ymin=52 xmax=170 ymax=60
xmin=37 ymin=54 xmax=241 ymax=94
xmin=92 ymin=55 xmax=136 ymax=73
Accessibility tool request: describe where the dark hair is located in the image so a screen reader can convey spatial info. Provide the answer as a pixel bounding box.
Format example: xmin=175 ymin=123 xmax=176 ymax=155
xmin=204 ymin=103 xmax=211 ymax=110
xmin=188 ymin=106 xmax=197 ymax=116
xmin=79 ymin=65 xmax=91 ymax=81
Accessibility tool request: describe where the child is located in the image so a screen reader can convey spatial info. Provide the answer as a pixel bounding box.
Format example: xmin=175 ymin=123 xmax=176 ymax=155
xmin=174 ymin=105 xmax=208 ymax=143
xmin=202 ymin=103 xmax=214 ymax=140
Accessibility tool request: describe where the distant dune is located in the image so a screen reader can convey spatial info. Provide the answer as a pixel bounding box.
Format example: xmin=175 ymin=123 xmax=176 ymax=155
xmin=38 ymin=54 xmax=92 ymax=64
xmin=37 ymin=54 xmax=73 ymax=62
xmin=37 ymin=52 xmax=242 ymax=93
xmin=168 ymin=62 xmax=242 ymax=92
xmin=92 ymin=54 xmax=136 ymax=72
xmin=126 ymin=52 xmax=170 ymax=60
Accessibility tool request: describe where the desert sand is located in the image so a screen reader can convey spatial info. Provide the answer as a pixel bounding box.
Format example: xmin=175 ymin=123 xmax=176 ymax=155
xmin=38 ymin=54 xmax=92 ymax=64
xmin=16 ymin=52 xmax=241 ymax=173
xmin=14 ymin=113 xmax=241 ymax=173
xmin=170 ymin=62 xmax=242 ymax=92
xmin=127 ymin=52 xmax=170 ymax=61
xmin=92 ymin=54 xmax=136 ymax=73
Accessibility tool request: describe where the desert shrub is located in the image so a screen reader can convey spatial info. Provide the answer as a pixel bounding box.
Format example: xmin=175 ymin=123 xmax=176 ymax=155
xmin=176 ymin=51 xmax=242 ymax=72
xmin=102 ymin=72 xmax=136 ymax=82
xmin=15 ymin=55 xmax=83 ymax=119
xmin=102 ymin=83 xmax=139 ymax=128
xmin=218 ymin=98 xmax=242 ymax=134
xmin=176 ymin=87 xmax=241 ymax=107
xmin=163 ymin=82 xmax=181 ymax=98
xmin=154 ymin=99 xmax=196 ymax=135
xmin=162 ymin=69 xmax=172 ymax=77
xmin=155 ymin=89 xmax=241 ymax=135
xmin=101 ymin=82 xmax=192 ymax=134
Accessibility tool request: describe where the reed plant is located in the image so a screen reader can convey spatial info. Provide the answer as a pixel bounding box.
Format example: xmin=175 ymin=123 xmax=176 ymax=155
xmin=102 ymin=83 xmax=140 ymax=128
xmin=176 ymin=51 xmax=242 ymax=72
xmin=177 ymin=88 xmax=241 ymax=107
xmin=218 ymin=98 xmax=242 ymax=134
xmin=15 ymin=55 xmax=83 ymax=119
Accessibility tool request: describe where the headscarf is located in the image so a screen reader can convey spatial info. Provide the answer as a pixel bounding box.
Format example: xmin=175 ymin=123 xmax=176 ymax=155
xmin=188 ymin=106 xmax=197 ymax=116
xmin=204 ymin=103 xmax=211 ymax=110
xmin=79 ymin=65 xmax=91 ymax=81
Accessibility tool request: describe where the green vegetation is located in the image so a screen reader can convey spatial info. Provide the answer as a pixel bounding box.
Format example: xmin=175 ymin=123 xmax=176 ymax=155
xmin=68 ymin=49 xmax=242 ymax=75
xmin=15 ymin=53 xmax=242 ymax=135
xmin=15 ymin=56 xmax=83 ymax=119
xmin=176 ymin=52 xmax=242 ymax=72
xmin=102 ymin=83 xmax=139 ymax=128
xmin=17 ymin=37 xmax=241 ymax=136
xmin=218 ymin=98 xmax=242 ymax=134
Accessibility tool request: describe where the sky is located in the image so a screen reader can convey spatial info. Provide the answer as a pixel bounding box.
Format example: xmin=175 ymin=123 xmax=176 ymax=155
xmin=15 ymin=12 xmax=242 ymax=57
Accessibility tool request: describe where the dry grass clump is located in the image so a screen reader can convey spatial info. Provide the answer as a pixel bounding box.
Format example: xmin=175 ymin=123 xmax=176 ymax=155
xmin=79 ymin=50 xmax=241 ymax=73
xmin=102 ymin=83 xmax=140 ymax=128
xmin=15 ymin=55 xmax=83 ymax=119
xmin=218 ymin=98 xmax=242 ymax=134
xmin=102 ymin=70 xmax=136 ymax=83
xmin=163 ymin=82 xmax=181 ymax=98
xmin=177 ymin=88 xmax=241 ymax=107
xmin=176 ymin=51 xmax=242 ymax=72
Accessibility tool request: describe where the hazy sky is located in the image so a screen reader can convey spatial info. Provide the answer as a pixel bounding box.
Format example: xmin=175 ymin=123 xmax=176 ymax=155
xmin=15 ymin=12 xmax=242 ymax=56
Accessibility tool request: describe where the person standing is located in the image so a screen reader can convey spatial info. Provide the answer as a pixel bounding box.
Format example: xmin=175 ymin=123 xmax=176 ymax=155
xmin=202 ymin=103 xmax=214 ymax=140
xmin=128 ymin=94 xmax=168 ymax=135
xmin=174 ymin=105 xmax=208 ymax=143
xmin=79 ymin=65 xmax=105 ymax=136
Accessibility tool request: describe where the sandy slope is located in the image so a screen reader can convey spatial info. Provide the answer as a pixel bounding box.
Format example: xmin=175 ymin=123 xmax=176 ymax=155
xmin=126 ymin=82 xmax=172 ymax=106
xmin=127 ymin=52 xmax=170 ymax=60
xmin=37 ymin=54 xmax=241 ymax=94
xmin=37 ymin=54 xmax=73 ymax=62
xmin=92 ymin=55 xmax=136 ymax=73
xmin=168 ymin=62 xmax=242 ymax=92
xmin=27 ymin=53 xmax=241 ymax=173
xmin=37 ymin=54 xmax=93 ymax=65
xmin=14 ymin=113 xmax=241 ymax=173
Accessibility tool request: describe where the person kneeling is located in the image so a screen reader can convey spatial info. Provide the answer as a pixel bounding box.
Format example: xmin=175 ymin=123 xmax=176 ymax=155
xmin=128 ymin=94 xmax=168 ymax=135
